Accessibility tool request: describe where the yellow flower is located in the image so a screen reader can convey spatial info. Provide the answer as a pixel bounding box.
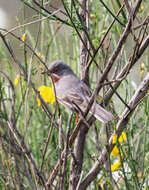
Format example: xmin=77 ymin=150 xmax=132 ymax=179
xmin=14 ymin=75 xmax=20 ymax=86
xmin=112 ymin=134 xmax=117 ymax=144
xmin=140 ymin=5 xmax=144 ymax=11
xmin=112 ymin=132 xmax=126 ymax=157
xmin=139 ymin=63 xmax=145 ymax=78
xmin=112 ymin=132 xmax=127 ymax=144
xmin=137 ymin=172 xmax=143 ymax=179
xmin=22 ymin=33 xmax=26 ymax=41
xmin=37 ymin=98 xmax=41 ymax=107
xmin=90 ymin=13 xmax=96 ymax=19
xmin=56 ymin=20 xmax=60 ymax=24
xmin=39 ymin=65 xmax=43 ymax=70
xmin=111 ymin=145 xmax=120 ymax=157
xmin=38 ymin=85 xmax=55 ymax=104
xmin=119 ymin=132 xmax=127 ymax=143
xmin=111 ymin=159 xmax=121 ymax=172
xmin=38 ymin=52 xmax=42 ymax=57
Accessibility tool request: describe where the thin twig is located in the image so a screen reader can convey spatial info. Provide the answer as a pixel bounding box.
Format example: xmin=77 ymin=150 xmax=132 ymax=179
xmin=60 ymin=113 xmax=73 ymax=190
xmin=2 ymin=9 xmax=61 ymax=37
xmin=100 ymin=0 xmax=125 ymax=27
xmin=78 ymin=73 xmax=149 ymax=190
xmin=84 ymin=0 xmax=142 ymax=118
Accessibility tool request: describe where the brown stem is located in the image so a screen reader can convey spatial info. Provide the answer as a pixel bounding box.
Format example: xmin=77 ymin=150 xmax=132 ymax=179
xmin=78 ymin=73 xmax=149 ymax=190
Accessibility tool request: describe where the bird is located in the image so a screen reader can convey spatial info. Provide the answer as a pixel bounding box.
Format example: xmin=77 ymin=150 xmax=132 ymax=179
xmin=42 ymin=60 xmax=114 ymax=123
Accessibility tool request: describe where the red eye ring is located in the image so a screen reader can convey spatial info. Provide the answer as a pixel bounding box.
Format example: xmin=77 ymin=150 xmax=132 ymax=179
xmin=53 ymin=68 xmax=59 ymax=74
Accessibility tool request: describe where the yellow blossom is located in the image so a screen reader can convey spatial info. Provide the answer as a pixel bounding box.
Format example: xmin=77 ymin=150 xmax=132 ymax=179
xmin=111 ymin=145 xmax=120 ymax=157
xmin=112 ymin=134 xmax=117 ymax=144
xmin=38 ymin=85 xmax=55 ymax=104
xmin=138 ymin=172 xmax=143 ymax=179
xmin=111 ymin=159 xmax=121 ymax=172
xmin=37 ymin=98 xmax=41 ymax=107
xmin=14 ymin=75 xmax=20 ymax=86
xmin=39 ymin=65 xmax=43 ymax=70
xmin=139 ymin=63 xmax=145 ymax=78
xmin=119 ymin=132 xmax=127 ymax=143
xmin=90 ymin=13 xmax=96 ymax=19
xmin=140 ymin=5 xmax=144 ymax=11
xmin=22 ymin=33 xmax=26 ymax=41
xmin=112 ymin=131 xmax=127 ymax=144
xmin=56 ymin=20 xmax=60 ymax=24
xmin=38 ymin=52 xmax=42 ymax=57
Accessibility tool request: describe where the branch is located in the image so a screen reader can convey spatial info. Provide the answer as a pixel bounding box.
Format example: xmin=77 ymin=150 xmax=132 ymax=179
xmin=102 ymin=33 xmax=149 ymax=106
xmin=46 ymin=116 xmax=94 ymax=187
xmin=68 ymin=1 xmax=90 ymax=189
xmin=84 ymin=0 xmax=143 ymax=118
xmin=78 ymin=73 xmax=149 ymax=190
xmin=100 ymin=0 xmax=125 ymax=27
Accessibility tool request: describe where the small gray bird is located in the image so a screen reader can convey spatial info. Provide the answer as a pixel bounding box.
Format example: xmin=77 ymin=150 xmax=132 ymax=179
xmin=42 ymin=60 xmax=114 ymax=123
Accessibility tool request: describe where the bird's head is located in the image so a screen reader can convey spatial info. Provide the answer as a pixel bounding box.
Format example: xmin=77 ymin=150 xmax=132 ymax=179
xmin=41 ymin=60 xmax=75 ymax=82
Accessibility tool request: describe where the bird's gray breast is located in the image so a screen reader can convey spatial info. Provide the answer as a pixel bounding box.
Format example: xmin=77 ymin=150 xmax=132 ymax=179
xmin=54 ymin=75 xmax=80 ymax=98
xmin=54 ymin=74 xmax=91 ymax=112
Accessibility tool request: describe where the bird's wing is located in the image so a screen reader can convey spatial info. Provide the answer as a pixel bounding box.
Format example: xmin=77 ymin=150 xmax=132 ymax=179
xmin=57 ymin=78 xmax=114 ymax=123
xmin=57 ymin=80 xmax=91 ymax=112
xmin=57 ymin=87 xmax=84 ymax=111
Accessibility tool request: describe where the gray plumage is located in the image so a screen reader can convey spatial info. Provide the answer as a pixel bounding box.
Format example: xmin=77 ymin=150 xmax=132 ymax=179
xmin=44 ymin=60 xmax=114 ymax=123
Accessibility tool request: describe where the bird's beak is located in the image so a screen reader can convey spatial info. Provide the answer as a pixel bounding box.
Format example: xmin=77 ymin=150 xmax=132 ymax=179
xmin=41 ymin=70 xmax=51 ymax=75
xmin=41 ymin=70 xmax=60 ymax=83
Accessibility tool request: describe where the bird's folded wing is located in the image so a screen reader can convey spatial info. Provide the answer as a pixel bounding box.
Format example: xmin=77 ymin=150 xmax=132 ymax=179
xmin=66 ymin=88 xmax=84 ymax=104
xmin=57 ymin=87 xmax=84 ymax=111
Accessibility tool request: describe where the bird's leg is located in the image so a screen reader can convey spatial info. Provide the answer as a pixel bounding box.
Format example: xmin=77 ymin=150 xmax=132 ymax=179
xmin=75 ymin=113 xmax=79 ymax=124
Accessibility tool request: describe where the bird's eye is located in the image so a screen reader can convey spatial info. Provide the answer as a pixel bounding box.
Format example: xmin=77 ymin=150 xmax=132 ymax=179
xmin=53 ymin=68 xmax=59 ymax=74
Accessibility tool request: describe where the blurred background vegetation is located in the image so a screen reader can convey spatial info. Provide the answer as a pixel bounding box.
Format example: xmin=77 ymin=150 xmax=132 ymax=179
xmin=0 ymin=0 xmax=149 ymax=189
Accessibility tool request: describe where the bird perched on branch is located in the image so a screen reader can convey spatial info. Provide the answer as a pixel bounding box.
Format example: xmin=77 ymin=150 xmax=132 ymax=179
xmin=42 ymin=60 xmax=114 ymax=123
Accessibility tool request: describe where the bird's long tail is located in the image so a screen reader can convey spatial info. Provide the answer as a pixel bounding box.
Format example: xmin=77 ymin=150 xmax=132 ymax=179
xmin=90 ymin=103 xmax=114 ymax=123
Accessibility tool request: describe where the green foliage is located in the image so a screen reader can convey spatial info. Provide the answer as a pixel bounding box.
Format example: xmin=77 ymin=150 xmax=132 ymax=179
xmin=0 ymin=0 xmax=149 ymax=189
